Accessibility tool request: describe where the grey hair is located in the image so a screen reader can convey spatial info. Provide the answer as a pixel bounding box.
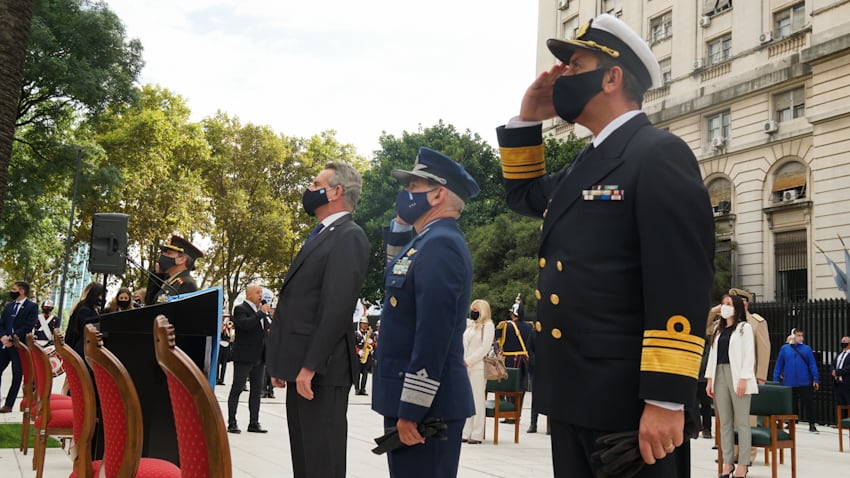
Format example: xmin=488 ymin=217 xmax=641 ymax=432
xmin=325 ymin=162 xmax=363 ymax=212
xmin=443 ymin=188 xmax=466 ymax=217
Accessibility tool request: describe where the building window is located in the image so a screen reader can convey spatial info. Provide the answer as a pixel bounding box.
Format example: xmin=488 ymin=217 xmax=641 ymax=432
xmin=659 ymin=57 xmax=672 ymax=84
xmin=707 ymin=177 xmax=732 ymax=214
xmin=603 ymin=0 xmax=623 ymax=16
xmin=650 ymin=12 xmax=673 ymax=43
xmin=772 ymin=161 xmax=807 ymax=202
xmin=707 ymin=35 xmax=732 ymax=65
xmin=774 ymin=3 xmax=805 ymax=38
xmin=704 ymin=0 xmax=733 ymax=16
xmin=775 ymin=229 xmax=808 ymax=301
xmin=562 ymin=15 xmax=579 ymax=39
xmin=774 ymin=87 xmax=805 ymax=122
xmin=707 ymin=111 xmax=731 ymax=142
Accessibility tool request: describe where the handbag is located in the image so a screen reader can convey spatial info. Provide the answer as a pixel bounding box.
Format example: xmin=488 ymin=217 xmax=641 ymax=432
xmin=483 ymin=341 xmax=508 ymax=381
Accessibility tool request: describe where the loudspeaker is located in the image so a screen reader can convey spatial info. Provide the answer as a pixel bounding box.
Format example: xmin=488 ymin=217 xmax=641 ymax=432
xmin=89 ymin=213 xmax=129 ymax=275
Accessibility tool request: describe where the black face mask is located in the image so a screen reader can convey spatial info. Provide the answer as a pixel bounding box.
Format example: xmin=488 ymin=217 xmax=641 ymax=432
xmin=301 ymin=187 xmax=329 ymax=217
xmin=552 ymin=68 xmax=608 ymax=124
xmin=97 ymin=298 xmax=106 ymax=308
xmin=9 ymin=291 xmax=19 ymax=300
xmin=117 ymin=300 xmax=131 ymax=309
xmin=842 ymin=342 xmax=850 ymax=350
xmin=42 ymin=308 xmax=53 ymax=315
xmin=158 ymin=254 xmax=177 ymax=272
xmin=470 ymin=310 xmax=480 ymax=321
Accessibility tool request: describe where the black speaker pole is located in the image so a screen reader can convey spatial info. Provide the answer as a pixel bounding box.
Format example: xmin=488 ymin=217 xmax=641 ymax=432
xmin=58 ymin=147 xmax=84 ymax=319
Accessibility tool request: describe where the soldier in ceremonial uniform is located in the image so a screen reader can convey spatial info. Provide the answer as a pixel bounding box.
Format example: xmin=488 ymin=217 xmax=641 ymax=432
xmin=144 ymin=235 xmax=204 ymax=305
xmin=495 ymin=14 xmax=715 ymax=477
xmin=495 ymin=299 xmax=531 ymax=422
xmin=354 ymin=317 xmax=377 ymax=395
xmin=372 ymin=147 xmax=479 ymax=477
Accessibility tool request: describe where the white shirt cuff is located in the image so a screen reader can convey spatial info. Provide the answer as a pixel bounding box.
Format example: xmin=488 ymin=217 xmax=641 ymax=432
xmin=645 ymin=400 xmax=684 ymax=411
xmin=505 ymin=116 xmax=543 ymax=129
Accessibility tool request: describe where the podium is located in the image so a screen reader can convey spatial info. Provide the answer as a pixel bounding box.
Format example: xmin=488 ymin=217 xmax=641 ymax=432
xmin=99 ymin=287 xmax=222 ymax=465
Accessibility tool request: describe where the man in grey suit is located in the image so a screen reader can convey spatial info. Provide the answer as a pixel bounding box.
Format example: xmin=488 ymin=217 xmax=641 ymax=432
xmin=266 ymin=162 xmax=370 ymax=478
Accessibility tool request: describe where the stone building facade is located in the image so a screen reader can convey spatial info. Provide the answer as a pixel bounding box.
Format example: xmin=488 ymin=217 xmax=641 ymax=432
xmin=537 ymin=0 xmax=850 ymax=301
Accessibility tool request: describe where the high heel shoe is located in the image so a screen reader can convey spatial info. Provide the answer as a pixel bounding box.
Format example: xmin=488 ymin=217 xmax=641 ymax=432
xmin=719 ymin=465 xmax=735 ymax=478
xmin=732 ymin=465 xmax=748 ymax=477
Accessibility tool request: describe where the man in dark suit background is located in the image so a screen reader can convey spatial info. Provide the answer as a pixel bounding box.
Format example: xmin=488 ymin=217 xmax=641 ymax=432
xmin=227 ymin=283 xmax=271 ymax=434
xmin=266 ymin=161 xmax=369 ymax=478
xmin=831 ymin=336 xmax=850 ymax=406
xmin=496 ymin=14 xmax=714 ymax=477
xmin=0 ymin=281 xmax=38 ymax=413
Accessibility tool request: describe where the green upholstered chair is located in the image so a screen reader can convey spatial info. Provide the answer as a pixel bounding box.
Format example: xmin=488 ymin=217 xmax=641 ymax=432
xmin=717 ymin=383 xmax=797 ymax=478
xmin=484 ymin=367 xmax=522 ymax=444
xmin=838 ymin=405 xmax=850 ymax=452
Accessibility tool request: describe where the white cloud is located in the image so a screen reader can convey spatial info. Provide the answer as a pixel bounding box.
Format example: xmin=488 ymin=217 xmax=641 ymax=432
xmin=106 ymin=0 xmax=539 ymax=157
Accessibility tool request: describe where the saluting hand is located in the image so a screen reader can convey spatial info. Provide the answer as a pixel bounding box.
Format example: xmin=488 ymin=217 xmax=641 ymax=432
xmin=295 ymin=367 xmax=315 ymax=400
xmin=519 ymin=63 xmax=569 ymax=122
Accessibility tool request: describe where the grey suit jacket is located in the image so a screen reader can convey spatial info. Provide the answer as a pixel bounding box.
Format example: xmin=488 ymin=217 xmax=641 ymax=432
xmin=265 ymin=214 xmax=370 ymax=387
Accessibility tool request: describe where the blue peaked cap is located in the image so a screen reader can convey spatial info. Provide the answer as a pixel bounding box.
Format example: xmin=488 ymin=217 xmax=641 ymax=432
xmin=392 ymin=147 xmax=480 ymax=201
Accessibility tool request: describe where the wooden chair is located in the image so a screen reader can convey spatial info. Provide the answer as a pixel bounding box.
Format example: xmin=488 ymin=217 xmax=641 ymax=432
xmin=484 ymin=367 xmax=523 ymax=444
xmin=838 ymin=405 xmax=850 ymax=452
xmin=82 ymin=324 xmax=181 ymax=477
xmin=27 ymin=335 xmax=74 ymax=478
xmin=13 ymin=335 xmax=35 ymax=455
xmin=51 ymin=329 xmax=97 ymax=478
xmin=717 ymin=383 xmax=797 ymax=478
xmin=153 ymin=315 xmax=232 ymax=477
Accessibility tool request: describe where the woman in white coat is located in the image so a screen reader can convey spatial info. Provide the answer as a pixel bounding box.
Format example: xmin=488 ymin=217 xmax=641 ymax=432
xmin=462 ymin=299 xmax=495 ymax=444
xmin=705 ymin=294 xmax=758 ymax=478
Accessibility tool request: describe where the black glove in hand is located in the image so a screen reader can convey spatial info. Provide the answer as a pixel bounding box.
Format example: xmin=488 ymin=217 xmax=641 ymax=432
xmin=371 ymin=417 xmax=448 ymax=455
xmin=591 ymin=431 xmax=645 ymax=478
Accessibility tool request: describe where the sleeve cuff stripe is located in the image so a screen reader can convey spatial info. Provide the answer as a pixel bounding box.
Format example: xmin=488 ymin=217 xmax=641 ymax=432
xmin=643 ymin=330 xmax=705 ymax=347
xmin=403 ymin=383 xmax=437 ymax=395
xmin=405 ymin=373 xmax=439 ymax=387
xmin=400 ymin=388 xmax=435 ymax=408
xmin=403 ymin=380 xmax=438 ymax=393
xmin=642 ymin=338 xmax=705 ymax=355
xmin=500 ymin=145 xmax=545 ymax=168
xmin=641 ymin=349 xmax=701 ymax=379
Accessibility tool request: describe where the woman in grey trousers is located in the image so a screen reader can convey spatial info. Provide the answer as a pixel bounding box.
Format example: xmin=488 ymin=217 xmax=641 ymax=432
xmin=705 ymin=294 xmax=759 ymax=478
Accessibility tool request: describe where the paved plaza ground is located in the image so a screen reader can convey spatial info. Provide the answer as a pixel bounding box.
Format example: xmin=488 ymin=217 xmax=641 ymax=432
xmin=3 ymin=365 xmax=849 ymax=477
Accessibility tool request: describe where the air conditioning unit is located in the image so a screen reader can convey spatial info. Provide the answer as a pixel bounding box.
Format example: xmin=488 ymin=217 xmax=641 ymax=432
xmin=764 ymin=120 xmax=778 ymax=134
xmin=698 ymin=16 xmax=711 ymax=28
xmin=782 ymin=189 xmax=798 ymax=202
xmin=711 ymin=136 xmax=726 ymax=149
xmin=558 ymin=0 xmax=569 ymax=10
xmin=694 ymin=58 xmax=706 ymax=70
xmin=759 ymin=31 xmax=774 ymax=44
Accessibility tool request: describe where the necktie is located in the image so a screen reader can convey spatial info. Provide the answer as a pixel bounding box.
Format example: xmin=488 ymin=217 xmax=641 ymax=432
xmin=304 ymin=223 xmax=325 ymax=246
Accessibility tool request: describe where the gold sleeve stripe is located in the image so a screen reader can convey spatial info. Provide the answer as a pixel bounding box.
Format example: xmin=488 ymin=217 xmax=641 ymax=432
xmin=640 ymin=347 xmax=702 ymax=379
xmin=642 ymin=337 xmax=705 ymax=355
xmin=500 ymin=145 xmax=545 ymax=180
xmin=643 ymin=330 xmax=705 ymax=347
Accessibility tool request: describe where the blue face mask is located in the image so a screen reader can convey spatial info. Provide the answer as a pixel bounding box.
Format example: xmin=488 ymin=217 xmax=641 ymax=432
xmin=395 ymin=189 xmax=435 ymax=225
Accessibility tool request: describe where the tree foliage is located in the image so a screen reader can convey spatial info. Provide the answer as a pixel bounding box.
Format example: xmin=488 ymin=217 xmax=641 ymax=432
xmin=84 ymin=85 xmax=210 ymax=288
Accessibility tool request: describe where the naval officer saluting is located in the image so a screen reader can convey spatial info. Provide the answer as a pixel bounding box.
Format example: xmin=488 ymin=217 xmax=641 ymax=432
xmin=372 ymin=147 xmax=479 ymax=478
xmin=496 ymin=13 xmax=715 ymax=477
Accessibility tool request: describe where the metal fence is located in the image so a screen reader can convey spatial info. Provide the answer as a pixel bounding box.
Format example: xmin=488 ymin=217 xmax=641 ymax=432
xmin=750 ymin=298 xmax=850 ymax=425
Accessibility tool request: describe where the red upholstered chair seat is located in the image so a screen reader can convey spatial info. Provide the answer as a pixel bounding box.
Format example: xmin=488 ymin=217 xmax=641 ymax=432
xmin=33 ymin=408 xmax=73 ymax=428
xmin=22 ymin=394 xmax=71 ymax=409
xmin=69 ymin=458 xmax=182 ymax=478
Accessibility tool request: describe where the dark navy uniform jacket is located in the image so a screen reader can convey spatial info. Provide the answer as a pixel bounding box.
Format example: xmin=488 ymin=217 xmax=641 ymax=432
xmin=372 ymin=218 xmax=475 ymax=423
xmin=497 ymin=113 xmax=715 ymax=432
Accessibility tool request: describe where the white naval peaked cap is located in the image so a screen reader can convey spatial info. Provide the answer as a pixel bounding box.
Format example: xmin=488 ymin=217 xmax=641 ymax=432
xmin=547 ymin=13 xmax=663 ymax=90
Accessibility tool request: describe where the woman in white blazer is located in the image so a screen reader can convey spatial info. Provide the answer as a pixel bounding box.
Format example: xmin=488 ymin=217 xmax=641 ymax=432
xmin=705 ymin=294 xmax=758 ymax=478
xmin=462 ymin=299 xmax=495 ymax=444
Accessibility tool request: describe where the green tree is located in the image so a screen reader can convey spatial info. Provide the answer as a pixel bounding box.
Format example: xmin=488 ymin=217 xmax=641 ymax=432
xmin=85 ymin=85 xmax=210 ymax=288
xmin=355 ymin=121 xmax=505 ymax=303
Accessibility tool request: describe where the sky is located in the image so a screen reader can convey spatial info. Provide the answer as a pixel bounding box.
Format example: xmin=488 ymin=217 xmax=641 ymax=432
xmin=104 ymin=0 xmax=541 ymax=158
